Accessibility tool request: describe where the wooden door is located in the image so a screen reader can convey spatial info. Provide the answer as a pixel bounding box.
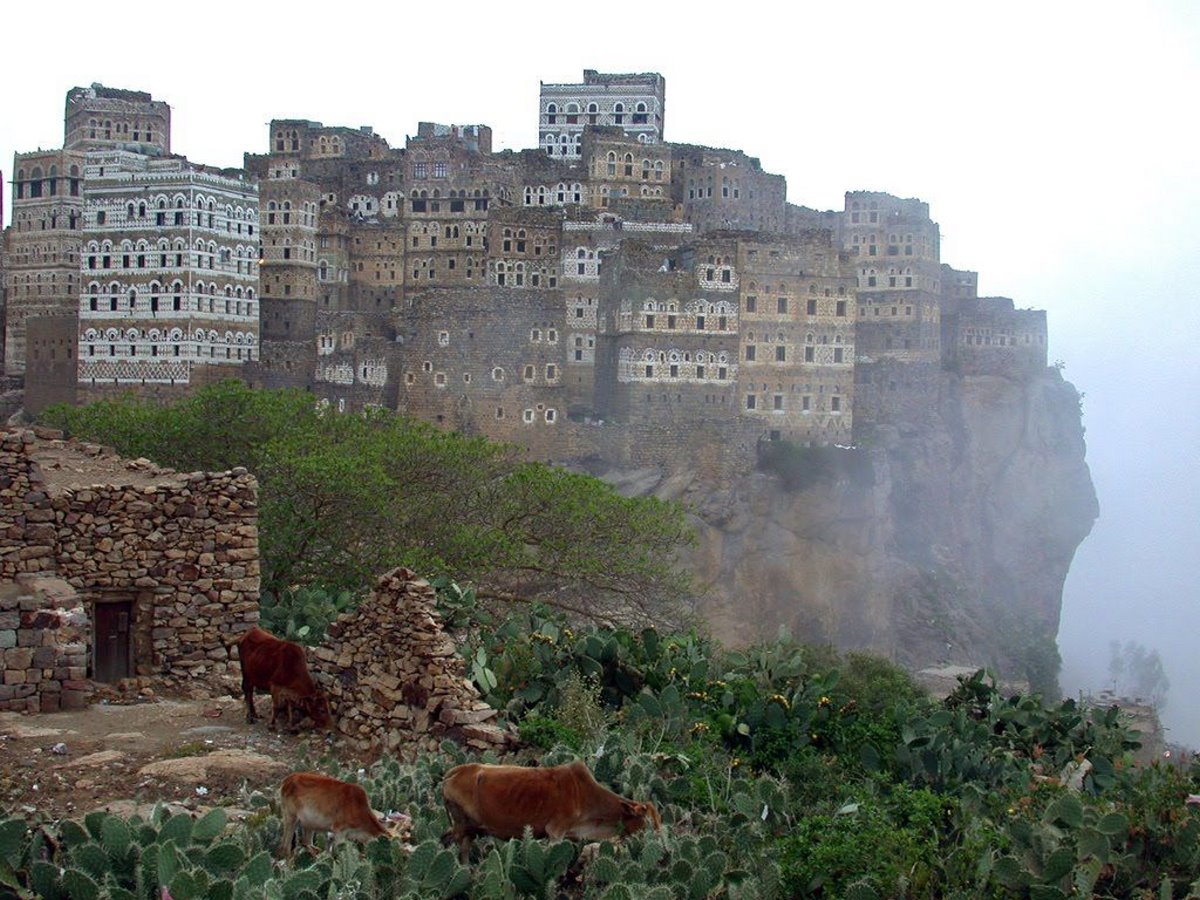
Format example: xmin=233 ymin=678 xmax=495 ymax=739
xmin=94 ymin=601 xmax=132 ymax=682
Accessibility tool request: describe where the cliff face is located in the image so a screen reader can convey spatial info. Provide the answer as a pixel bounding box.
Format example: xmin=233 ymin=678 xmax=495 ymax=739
xmin=603 ymin=368 xmax=1097 ymax=678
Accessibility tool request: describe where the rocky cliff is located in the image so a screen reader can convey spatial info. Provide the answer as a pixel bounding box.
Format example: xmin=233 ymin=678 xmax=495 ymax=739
xmin=599 ymin=367 xmax=1097 ymax=683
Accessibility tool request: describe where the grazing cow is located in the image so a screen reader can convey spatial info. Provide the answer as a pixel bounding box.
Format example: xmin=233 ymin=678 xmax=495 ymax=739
xmin=236 ymin=627 xmax=332 ymax=731
xmin=441 ymin=760 xmax=661 ymax=861
xmin=278 ymin=772 xmax=405 ymax=857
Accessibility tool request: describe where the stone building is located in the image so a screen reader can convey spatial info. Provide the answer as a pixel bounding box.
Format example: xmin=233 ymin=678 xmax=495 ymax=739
xmin=73 ymin=150 xmax=259 ymax=405
xmin=395 ymin=286 xmax=576 ymax=460
xmin=243 ymin=118 xmax=518 ymax=411
xmin=4 ymin=148 xmax=86 ymax=376
xmin=4 ymin=86 xmax=172 ymax=378
xmin=949 ymin=297 xmax=1048 ymax=378
xmin=595 ymin=239 xmax=741 ymax=429
xmin=0 ymin=428 xmax=260 ymax=709
xmin=64 ymin=84 xmax=171 ymax=157
xmin=486 ymin=206 xmax=562 ymax=290
xmin=582 ymin=128 xmax=673 ymax=211
xmin=736 ymin=232 xmax=858 ymax=444
xmin=4 ymin=72 xmax=1058 ymax=480
xmin=539 ymin=71 xmax=666 ymax=160
xmin=673 ymin=145 xmax=787 ymax=235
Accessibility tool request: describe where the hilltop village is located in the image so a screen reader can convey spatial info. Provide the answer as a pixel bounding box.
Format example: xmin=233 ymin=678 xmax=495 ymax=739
xmin=1 ymin=74 xmax=1048 ymax=476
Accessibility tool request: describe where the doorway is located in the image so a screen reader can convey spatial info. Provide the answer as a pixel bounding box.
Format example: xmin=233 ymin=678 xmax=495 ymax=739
xmin=93 ymin=600 xmax=132 ymax=682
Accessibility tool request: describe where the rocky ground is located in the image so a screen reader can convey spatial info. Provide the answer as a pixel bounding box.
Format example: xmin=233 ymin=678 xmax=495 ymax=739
xmin=0 ymin=689 xmax=343 ymax=824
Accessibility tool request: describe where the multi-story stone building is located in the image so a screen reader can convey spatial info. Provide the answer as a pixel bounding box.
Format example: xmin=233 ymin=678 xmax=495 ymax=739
xmin=64 ymin=84 xmax=171 ymax=156
xmin=4 ymin=149 xmax=87 ymax=376
xmin=839 ymin=191 xmax=942 ymax=366
xmin=3 ymin=74 xmax=1058 ymax=478
xmin=673 ymin=145 xmax=787 ymax=235
xmin=580 ymin=128 xmax=674 ymax=215
xmin=736 ymin=232 xmax=858 ymax=444
xmin=539 ymin=71 xmax=666 ymax=160
xmin=74 ymin=149 xmax=259 ymax=403
xmin=5 ymin=86 xmax=174 ymax=378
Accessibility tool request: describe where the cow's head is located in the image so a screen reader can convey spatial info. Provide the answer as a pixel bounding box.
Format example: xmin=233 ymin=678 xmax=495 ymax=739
xmin=620 ymin=799 xmax=661 ymax=835
xmin=301 ymin=691 xmax=334 ymax=730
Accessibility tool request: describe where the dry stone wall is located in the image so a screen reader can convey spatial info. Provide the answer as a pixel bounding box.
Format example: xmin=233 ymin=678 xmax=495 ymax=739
xmin=312 ymin=567 xmax=513 ymax=756
xmin=0 ymin=576 xmax=90 ymax=712
xmin=0 ymin=428 xmax=261 ymax=696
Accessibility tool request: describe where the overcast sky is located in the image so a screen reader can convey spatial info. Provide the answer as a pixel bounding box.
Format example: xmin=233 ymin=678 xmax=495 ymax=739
xmin=3 ymin=1 xmax=1197 ymax=744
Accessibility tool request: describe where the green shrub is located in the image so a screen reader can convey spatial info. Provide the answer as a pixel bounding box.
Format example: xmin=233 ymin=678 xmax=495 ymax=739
xmin=259 ymin=585 xmax=360 ymax=645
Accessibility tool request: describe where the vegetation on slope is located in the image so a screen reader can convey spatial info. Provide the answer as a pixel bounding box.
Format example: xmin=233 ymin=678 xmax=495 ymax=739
xmin=27 ymin=385 xmax=1200 ymax=897
xmin=2 ymin=600 xmax=1198 ymax=898
xmin=39 ymin=381 xmax=694 ymax=626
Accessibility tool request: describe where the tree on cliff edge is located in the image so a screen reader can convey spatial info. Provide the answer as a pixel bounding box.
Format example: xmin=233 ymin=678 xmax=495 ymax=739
xmin=39 ymin=381 xmax=695 ymax=627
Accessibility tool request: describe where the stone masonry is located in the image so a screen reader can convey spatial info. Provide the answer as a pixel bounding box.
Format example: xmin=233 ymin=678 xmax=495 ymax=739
xmin=0 ymin=576 xmax=90 ymax=713
xmin=311 ymin=567 xmax=512 ymax=756
xmin=0 ymin=428 xmax=260 ymax=699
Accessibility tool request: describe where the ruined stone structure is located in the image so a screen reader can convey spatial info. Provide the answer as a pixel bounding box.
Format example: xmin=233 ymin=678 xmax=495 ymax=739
xmin=311 ymin=567 xmax=512 ymax=756
xmin=0 ymin=428 xmax=260 ymax=703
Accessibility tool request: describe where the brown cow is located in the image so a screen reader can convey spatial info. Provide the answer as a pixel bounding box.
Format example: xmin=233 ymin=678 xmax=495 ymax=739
xmin=441 ymin=760 xmax=661 ymax=861
xmin=278 ymin=772 xmax=406 ymax=857
xmin=236 ymin=627 xmax=332 ymax=731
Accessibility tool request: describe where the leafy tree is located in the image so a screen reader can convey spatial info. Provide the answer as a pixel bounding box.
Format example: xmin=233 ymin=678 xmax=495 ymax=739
xmin=39 ymin=382 xmax=695 ymax=626
xmin=1108 ymin=639 xmax=1170 ymax=708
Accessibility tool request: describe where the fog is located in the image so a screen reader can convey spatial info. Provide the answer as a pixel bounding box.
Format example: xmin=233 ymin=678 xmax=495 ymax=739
xmin=2 ymin=2 xmax=1196 ymax=743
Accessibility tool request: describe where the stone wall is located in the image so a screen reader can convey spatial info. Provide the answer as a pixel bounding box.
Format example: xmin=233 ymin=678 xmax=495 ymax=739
xmin=311 ymin=567 xmax=512 ymax=756
xmin=0 ymin=576 xmax=90 ymax=712
xmin=949 ymin=297 xmax=1048 ymax=378
xmin=0 ymin=428 xmax=261 ymax=694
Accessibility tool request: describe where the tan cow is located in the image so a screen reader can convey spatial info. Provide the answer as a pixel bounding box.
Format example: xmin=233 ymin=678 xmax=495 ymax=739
xmin=278 ymin=772 xmax=407 ymax=857
xmin=441 ymin=760 xmax=661 ymax=861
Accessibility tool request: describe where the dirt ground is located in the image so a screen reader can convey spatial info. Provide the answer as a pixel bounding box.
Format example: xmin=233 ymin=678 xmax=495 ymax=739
xmin=0 ymin=692 xmax=341 ymax=823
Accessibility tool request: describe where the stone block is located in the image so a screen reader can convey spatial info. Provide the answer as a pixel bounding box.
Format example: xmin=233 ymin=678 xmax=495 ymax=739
xmin=5 ymin=648 xmax=33 ymax=669
xmin=0 ymin=631 xmax=14 ymax=649
xmin=32 ymin=647 xmax=56 ymax=668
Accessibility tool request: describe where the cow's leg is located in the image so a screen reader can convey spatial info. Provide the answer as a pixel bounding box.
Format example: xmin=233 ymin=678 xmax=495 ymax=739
xmin=441 ymin=797 xmax=473 ymax=863
xmin=286 ymin=697 xmax=301 ymax=733
xmin=278 ymin=807 xmax=297 ymax=858
xmin=268 ymin=686 xmax=282 ymax=731
xmin=242 ymin=675 xmax=257 ymax=724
